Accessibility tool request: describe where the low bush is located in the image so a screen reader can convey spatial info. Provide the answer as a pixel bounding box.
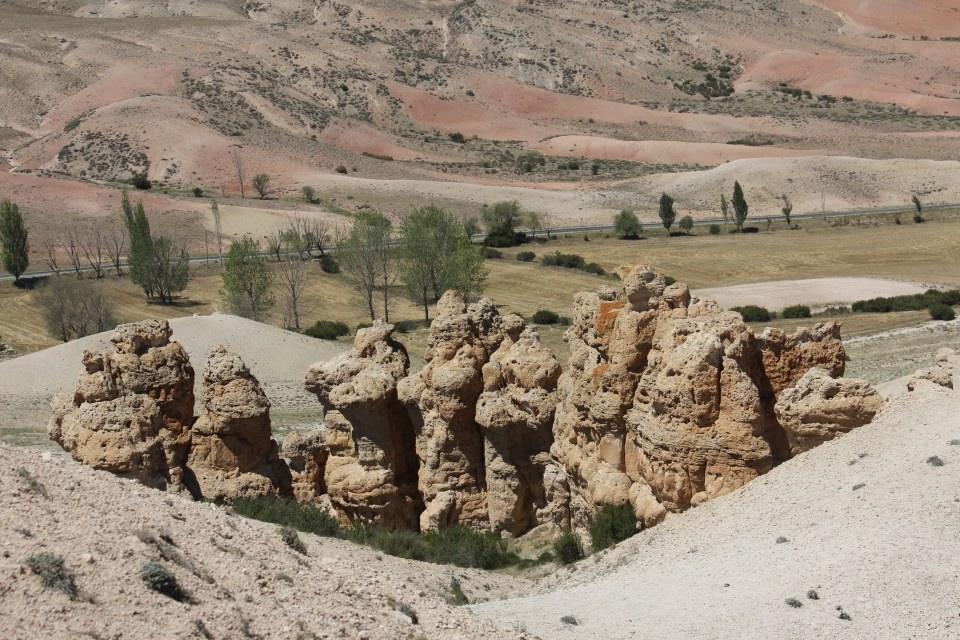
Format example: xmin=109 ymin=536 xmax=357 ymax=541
xmin=335 ymin=165 xmax=348 ymax=174
xmin=393 ymin=319 xmax=419 ymax=333
xmin=480 ymin=246 xmax=503 ymax=259
xmin=449 ymin=132 xmax=466 ymax=144
xmin=929 ymin=303 xmax=956 ymax=321
xmin=732 ymin=305 xmax=773 ymax=322
xmin=516 ymin=251 xmax=536 ymax=262
xmin=234 ymin=497 xmax=341 ymax=536
xmin=708 ymin=224 xmax=721 ymax=235
xmin=852 ymin=289 xmax=960 ymax=313
xmin=24 ymin=553 xmax=77 ymax=600
xmin=782 ymin=305 xmax=812 ymax=319
xmin=589 ymin=504 xmax=638 ymax=552
xmin=281 ymin=527 xmax=308 ymax=554
xmin=583 ymin=262 xmax=606 ymax=276
xmin=678 ymin=215 xmax=694 ymax=234
xmin=303 ymin=320 xmax=350 ymax=341
xmin=130 ymin=173 xmax=151 ymax=190
xmin=140 ymin=562 xmax=187 ymax=602
xmin=553 ymin=531 xmax=584 ymax=564
xmin=740 ymin=226 xmax=760 ymax=234
xmin=346 ymin=525 xmax=520 ymax=570
xmin=320 ymin=254 xmax=339 ymax=273
xmin=542 ymin=252 xmax=585 ymax=269
xmin=192 ymin=187 xmax=203 ymax=198
xmin=914 ymin=214 xmax=925 ymax=224
xmin=532 ymin=309 xmax=560 ymax=325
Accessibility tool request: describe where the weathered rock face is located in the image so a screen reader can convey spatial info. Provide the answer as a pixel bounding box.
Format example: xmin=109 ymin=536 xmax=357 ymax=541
xmin=49 ymin=320 xmax=195 ymax=493
xmin=398 ymin=293 xmax=504 ymax=531
xmin=280 ymin=429 xmax=328 ymax=505
xmin=774 ymin=368 xmax=883 ymax=455
xmin=549 ymin=265 xmax=876 ymax=531
xmin=476 ymin=319 xmax=562 ymax=536
xmin=907 ymin=347 xmax=959 ymax=392
xmin=304 ymin=321 xmax=421 ymax=529
xmin=187 ymin=346 xmax=291 ymax=502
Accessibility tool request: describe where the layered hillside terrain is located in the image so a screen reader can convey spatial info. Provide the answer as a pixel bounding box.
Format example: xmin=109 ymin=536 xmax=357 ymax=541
xmin=1 ymin=0 xmax=959 ymax=253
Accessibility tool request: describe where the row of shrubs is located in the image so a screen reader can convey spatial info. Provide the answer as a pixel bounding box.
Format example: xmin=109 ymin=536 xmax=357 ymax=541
xmin=733 ymin=291 xmax=959 ymax=324
xmin=233 ymin=497 xmax=642 ymax=570
xmin=541 ymin=251 xmax=606 ymax=275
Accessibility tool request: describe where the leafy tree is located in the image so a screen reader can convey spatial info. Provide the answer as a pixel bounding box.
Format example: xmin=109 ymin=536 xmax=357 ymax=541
xmin=0 ymin=200 xmax=28 ymax=283
xmin=613 ymin=209 xmax=642 ymax=239
xmin=302 ymin=185 xmax=317 ymax=204
xmin=400 ymin=206 xmax=466 ymax=321
xmin=448 ymin=235 xmax=486 ymax=304
xmin=780 ymin=194 xmax=793 ymax=226
xmin=912 ymin=194 xmax=923 ymax=215
xmin=524 ymin=210 xmax=543 ymax=239
xmin=720 ymin=193 xmax=730 ymax=223
xmin=483 ymin=201 xmax=523 ymax=247
xmin=39 ymin=277 xmax=115 ymax=342
xmin=122 ymin=193 xmax=155 ymax=298
xmin=276 ymin=240 xmax=307 ymax=330
xmin=732 ymin=181 xmax=749 ymax=232
xmin=252 ymin=173 xmax=271 ymax=199
xmin=338 ymin=212 xmax=394 ymax=320
xmin=658 ymin=193 xmax=676 ymax=235
xmin=222 ymin=237 xmax=273 ymax=320
xmin=678 ymin=215 xmax=694 ymax=234
xmin=148 ymin=236 xmax=190 ymax=304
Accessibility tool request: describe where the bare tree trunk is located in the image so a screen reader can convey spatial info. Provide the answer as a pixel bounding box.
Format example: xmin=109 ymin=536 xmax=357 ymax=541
xmin=64 ymin=231 xmax=83 ymax=276
xmin=106 ymin=226 xmax=125 ymax=276
xmin=232 ymin=150 xmax=246 ymax=199
xmin=43 ymin=239 xmax=61 ymax=275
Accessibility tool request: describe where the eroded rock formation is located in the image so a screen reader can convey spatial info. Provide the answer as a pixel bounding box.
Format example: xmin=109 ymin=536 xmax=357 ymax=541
xmin=187 ymin=346 xmax=291 ymax=501
xmin=549 ymin=265 xmax=881 ymax=531
xmin=908 ymin=347 xmax=959 ymax=391
xmin=304 ymin=321 xmax=421 ymax=529
xmin=397 ymin=293 xmax=505 ymax=531
xmin=774 ymin=368 xmax=883 ymax=455
xmin=49 ymin=320 xmax=195 ymax=493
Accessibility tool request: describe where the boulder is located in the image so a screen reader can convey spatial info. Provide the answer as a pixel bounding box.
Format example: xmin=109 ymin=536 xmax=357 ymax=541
xmin=304 ymin=321 xmax=421 ymax=529
xmin=187 ymin=346 xmax=291 ymax=502
xmin=774 ymin=368 xmax=883 ymax=454
xmin=907 ymin=347 xmax=959 ymax=391
xmin=48 ymin=320 xmax=195 ymax=493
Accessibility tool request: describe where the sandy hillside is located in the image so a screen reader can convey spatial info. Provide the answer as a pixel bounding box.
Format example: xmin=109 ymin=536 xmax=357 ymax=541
xmin=473 ymin=381 xmax=960 ymax=639
xmin=0 ymin=443 xmax=530 ymax=640
xmin=0 ymin=314 xmax=347 ymax=446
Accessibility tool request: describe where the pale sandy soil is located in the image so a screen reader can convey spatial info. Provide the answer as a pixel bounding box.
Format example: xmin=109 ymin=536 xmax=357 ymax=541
xmin=0 ymin=443 xmax=530 ymax=640
xmin=0 ymin=314 xmax=347 ymax=447
xmin=473 ymin=382 xmax=960 ymax=639
xmin=694 ymin=277 xmax=929 ymax=311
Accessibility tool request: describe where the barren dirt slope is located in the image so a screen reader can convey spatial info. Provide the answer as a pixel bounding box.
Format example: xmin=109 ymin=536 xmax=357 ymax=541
xmin=473 ymin=382 xmax=960 ymax=639
xmin=0 ymin=443 xmax=531 ymax=639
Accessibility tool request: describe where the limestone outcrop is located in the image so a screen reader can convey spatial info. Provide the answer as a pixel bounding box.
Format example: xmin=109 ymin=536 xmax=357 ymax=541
xmin=476 ymin=320 xmax=562 ymax=536
xmin=48 ymin=320 xmax=195 ymax=493
xmin=187 ymin=346 xmax=291 ymax=501
xmin=907 ymin=347 xmax=959 ymax=391
xmin=774 ymin=368 xmax=883 ymax=455
xmin=304 ymin=321 xmax=421 ymax=529
xmin=398 ymin=293 xmax=505 ymax=531
xmin=548 ymin=264 xmax=879 ymax=530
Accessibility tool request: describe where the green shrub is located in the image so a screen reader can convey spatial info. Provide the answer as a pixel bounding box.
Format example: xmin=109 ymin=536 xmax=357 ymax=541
xmin=732 ymin=305 xmax=773 ymax=322
xmin=929 ymin=303 xmax=956 ymax=321
xmin=393 ymin=319 xmax=419 ymax=333
xmin=914 ymin=214 xmax=925 ymax=224
xmin=64 ymin=115 xmax=82 ymax=132
xmin=449 ymin=132 xmax=466 ymax=144
xmin=345 ymin=525 xmax=519 ymax=570
xmin=24 ymin=553 xmax=77 ymax=600
xmin=335 ymin=165 xmax=348 ymax=174
xmin=320 ymin=254 xmax=339 ymax=273
xmin=663 ymin=276 xmax=677 ymax=286
xmin=709 ymin=224 xmax=721 ymax=235
xmin=192 ymin=187 xmax=203 ymax=197
xmin=589 ymin=504 xmax=638 ymax=552
xmin=553 ymin=531 xmax=584 ymax=564
xmin=130 ymin=173 xmax=151 ymax=190
xmin=852 ymin=289 xmax=960 ymax=313
xmin=583 ymin=262 xmax=606 ymax=276
xmin=532 ymin=309 xmax=560 ymax=324
xmin=233 ymin=497 xmax=341 ymax=536
xmin=281 ymin=527 xmax=308 ymax=554
xmin=782 ymin=305 xmax=812 ymax=319
xmin=516 ymin=251 xmax=536 ymax=262
xmin=480 ymin=246 xmax=503 ymax=259
xmin=140 ymin=562 xmax=186 ymax=601
xmin=303 ymin=320 xmax=350 ymax=340
xmin=678 ymin=215 xmax=694 ymax=233
xmin=613 ymin=209 xmax=642 ymax=239
xmin=542 ymin=252 xmax=585 ymax=269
